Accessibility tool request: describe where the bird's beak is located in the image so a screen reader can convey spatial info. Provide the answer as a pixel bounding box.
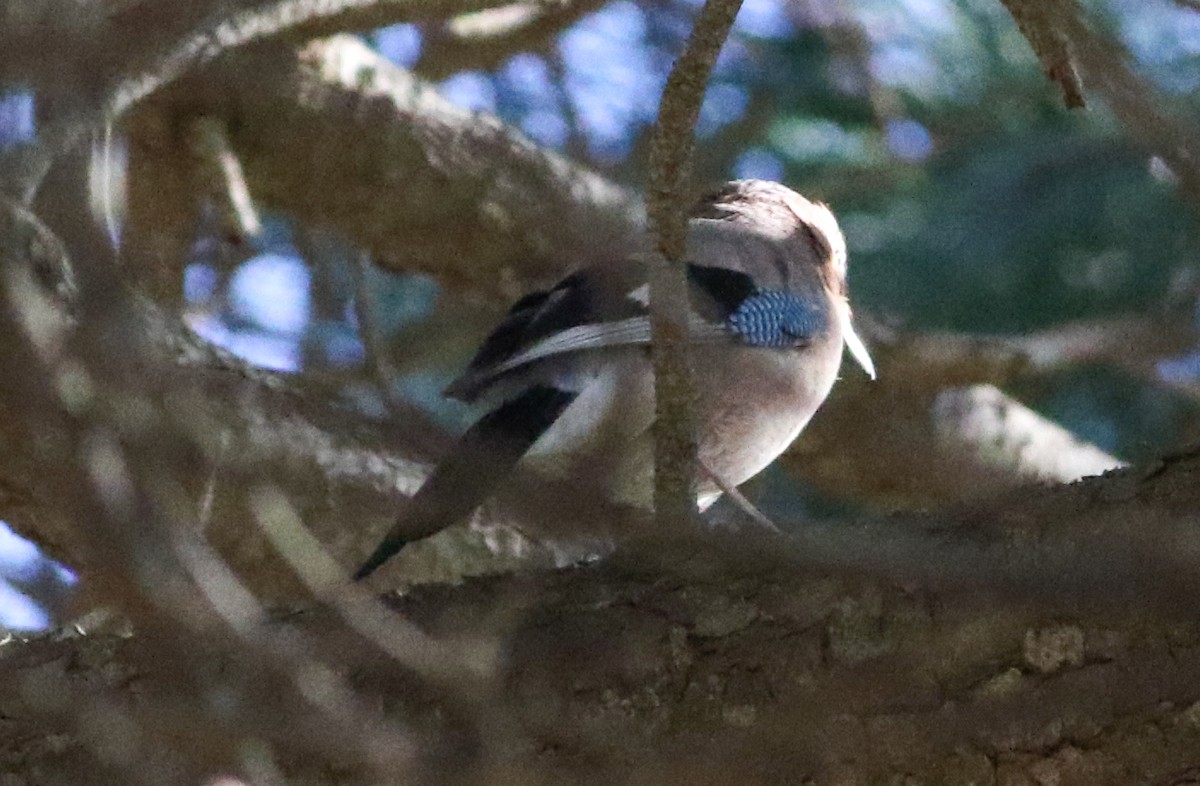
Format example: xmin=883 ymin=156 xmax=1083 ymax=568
xmin=839 ymin=305 xmax=876 ymax=380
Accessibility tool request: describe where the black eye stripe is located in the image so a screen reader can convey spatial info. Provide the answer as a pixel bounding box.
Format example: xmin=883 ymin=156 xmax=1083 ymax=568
xmin=686 ymin=264 xmax=756 ymax=315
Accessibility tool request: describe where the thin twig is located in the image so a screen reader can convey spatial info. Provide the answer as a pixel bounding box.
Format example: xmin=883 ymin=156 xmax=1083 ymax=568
xmin=187 ymin=116 xmax=263 ymax=243
xmin=645 ymin=0 xmax=744 ymax=523
xmin=1059 ymin=8 xmax=1200 ymax=211
xmin=352 ymin=250 xmax=404 ymax=403
xmin=999 ymin=0 xmax=1086 ymax=108
xmin=999 ymin=0 xmax=1200 ymax=212
xmin=198 ymin=430 xmax=231 ymax=533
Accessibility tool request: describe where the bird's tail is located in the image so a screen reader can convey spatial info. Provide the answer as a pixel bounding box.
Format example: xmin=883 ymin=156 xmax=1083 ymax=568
xmin=353 ymin=385 xmax=578 ymax=580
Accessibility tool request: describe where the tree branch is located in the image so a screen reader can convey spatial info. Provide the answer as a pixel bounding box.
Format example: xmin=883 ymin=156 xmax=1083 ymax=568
xmin=120 ymin=35 xmax=639 ymax=301
xmin=999 ymin=0 xmax=1086 ymax=108
xmin=777 ymin=307 xmax=1196 ymax=510
xmin=8 ymin=448 xmax=1200 ymax=782
xmin=0 ymin=0 xmax=528 ymax=203
xmin=932 ymin=383 xmax=1123 ymax=480
xmin=645 ymin=0 xmax=743 ymax=523
xmin=999 ymin=0 xmax=1200 ymax=212
xmin=416 ymin=0 xmax=608 ymax=78
xmin=186 ymin=115 xmax=263 ymax=243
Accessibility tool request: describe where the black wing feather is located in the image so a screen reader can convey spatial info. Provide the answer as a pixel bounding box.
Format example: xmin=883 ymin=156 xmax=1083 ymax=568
xmin=444 ymin=262 xmax=775 ymax=403
xmin=353 ymin=384 xmax=578 ymax=580
xmin=454 ymin=288 xmax=557 ymax=388
xmin=446 ymin=269 xmax=643 ymax=401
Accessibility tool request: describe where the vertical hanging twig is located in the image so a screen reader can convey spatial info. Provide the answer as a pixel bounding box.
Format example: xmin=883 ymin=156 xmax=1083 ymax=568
xmin=351 ymin=250 xmax=404 ymax=403
xmin=186 ymin=115 xmax=263 ymax=244
xmin=645 ymin=0 xmax=744 ymax=524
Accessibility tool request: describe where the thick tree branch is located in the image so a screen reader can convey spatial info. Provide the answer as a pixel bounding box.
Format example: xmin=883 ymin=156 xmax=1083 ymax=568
xmin=779 ymin=307 xmax=1197 ymax=510
xmin=0 ymin=0 xmax=528 ymax=202
xmin=932 ymin=384 xmax=1123 ymax=480
xmin=0 ymin=0 xmax=519 ymax=88
xmin=7 ymin=447 xmax=1200 ymax=783
xmin=117 ymin=35 xmax=638 ymax=301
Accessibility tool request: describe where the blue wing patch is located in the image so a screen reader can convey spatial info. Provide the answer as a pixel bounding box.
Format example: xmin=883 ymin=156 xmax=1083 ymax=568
xmin=727 ymin=290 xmax=826 ymax=348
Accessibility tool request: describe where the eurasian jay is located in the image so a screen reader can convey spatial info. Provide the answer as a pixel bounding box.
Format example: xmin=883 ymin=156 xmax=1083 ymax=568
xmin=354 ymin=179 xmax=875 ymax=579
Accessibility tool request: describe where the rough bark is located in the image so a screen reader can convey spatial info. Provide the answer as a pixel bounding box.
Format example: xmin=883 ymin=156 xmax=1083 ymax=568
xmin=118 ymin=35 xmax=640 ymax=302
xmin=4 ymin=449 xmax=1200 ymax=785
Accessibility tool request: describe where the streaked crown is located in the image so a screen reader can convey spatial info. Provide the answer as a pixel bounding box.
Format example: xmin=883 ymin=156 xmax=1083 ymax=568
xmin=691 ymin=179 xmax=848 ymax=293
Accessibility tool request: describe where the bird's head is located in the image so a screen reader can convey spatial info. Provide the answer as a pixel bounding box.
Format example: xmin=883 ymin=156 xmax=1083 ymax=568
xmin=692 ymin=179 xmax=846 ymax=290
xmin=692 ymin=179 xmax=874 ymax=378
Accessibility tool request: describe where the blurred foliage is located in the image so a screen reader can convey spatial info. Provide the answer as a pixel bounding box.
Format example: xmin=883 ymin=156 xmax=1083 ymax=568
xmin=222 ymin=0 xmax=1200 ymax=462
xmin=366 ymin=0 xmax=1200 ymax=459
xmin=361 ymin=0 xmax=1200 ymax=340
xmin=90 ymin=0 xmax=1200 ymax=460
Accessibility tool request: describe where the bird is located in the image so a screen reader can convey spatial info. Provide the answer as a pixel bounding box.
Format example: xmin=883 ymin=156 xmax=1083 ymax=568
xmin=353 ymin=179 xmax=875 ymax=580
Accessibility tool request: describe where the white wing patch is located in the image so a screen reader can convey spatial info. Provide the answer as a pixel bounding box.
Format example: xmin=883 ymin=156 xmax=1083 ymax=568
xmin=492 ymin=316 xmax=729 ymax=376
xmin=625 ymin=283 xmax=650 ymax=306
